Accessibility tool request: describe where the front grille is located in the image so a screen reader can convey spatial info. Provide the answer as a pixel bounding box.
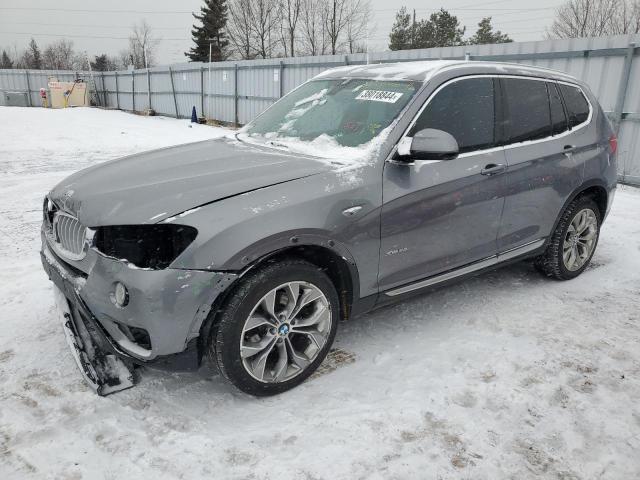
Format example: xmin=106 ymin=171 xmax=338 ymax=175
xmin=52 ymin=212 xmax=87 ymax=260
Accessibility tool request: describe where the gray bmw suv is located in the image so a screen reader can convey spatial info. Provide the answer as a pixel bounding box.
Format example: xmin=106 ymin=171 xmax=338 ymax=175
xmin=41 ymin=60 xmax=618 ymax=396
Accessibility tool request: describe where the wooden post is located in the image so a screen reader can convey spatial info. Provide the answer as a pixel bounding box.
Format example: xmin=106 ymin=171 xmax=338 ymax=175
xmin=132 ymin=70 xmax=135 ymax=112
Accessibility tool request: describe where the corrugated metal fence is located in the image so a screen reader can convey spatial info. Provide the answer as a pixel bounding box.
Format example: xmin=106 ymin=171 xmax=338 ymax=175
xmin=1 ymin=34 xmax=640 ymax=185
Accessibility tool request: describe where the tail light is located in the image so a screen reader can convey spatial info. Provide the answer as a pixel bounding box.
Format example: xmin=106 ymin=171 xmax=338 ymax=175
xmin=608 ymin=134 xmax=618 ymax=154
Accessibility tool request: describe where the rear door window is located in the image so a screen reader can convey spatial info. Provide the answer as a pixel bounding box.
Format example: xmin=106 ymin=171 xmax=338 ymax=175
xmin=502 ymin=78 xmax=551 ymax=144
xmin=548 ymin=82 xmax=568 ymax=135
xmin=558 ymin=83 xmax=590 ymax=128
xmin=409 ymin=77 xmax=495 ymax=154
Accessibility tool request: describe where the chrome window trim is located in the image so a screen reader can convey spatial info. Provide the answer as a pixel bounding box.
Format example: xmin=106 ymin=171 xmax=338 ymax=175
xmin=387 ymin=73 xmax=594 ymax=163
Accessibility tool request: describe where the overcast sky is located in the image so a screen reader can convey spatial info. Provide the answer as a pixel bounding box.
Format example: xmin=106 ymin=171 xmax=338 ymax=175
xmin=0 ymin=0 xmax=565 ymax=65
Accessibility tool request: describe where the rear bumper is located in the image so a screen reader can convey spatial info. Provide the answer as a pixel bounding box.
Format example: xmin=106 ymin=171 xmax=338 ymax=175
xmin=41 ymin=240 xmax=237 ymax=361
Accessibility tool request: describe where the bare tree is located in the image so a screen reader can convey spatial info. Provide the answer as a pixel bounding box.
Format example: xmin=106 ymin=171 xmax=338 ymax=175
xmin=344 ymin=0 xmax=371 ymax=54
xmin=550 ymin=0 xmax=640 ymax=38
xmin=611 ymin=0 xmax=640 ymax=34
xmin=279 ymin=0 xmax=302 ymax=57
xmin=42 ymin=39 xmax=75 ymax=70
xmin=299 ymin=0 xmax=328 ymax=55
xmin=228 ymin=0 xmax=255 ymax=59
xmin=248 ymin=0 xmax=280 ymax=58
xmin=227 ymin=0 xmax=370 ymax=59
xmin=322 ymin=0 xmax=370 ymax=55
xmin=126 ymin=20 xmax=159 ymax=68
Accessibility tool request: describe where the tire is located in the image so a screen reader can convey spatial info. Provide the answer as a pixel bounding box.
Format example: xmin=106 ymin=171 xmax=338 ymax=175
xmin=535 ymin=195 xmax=601 ymax=280
xmin=209 ymin=259 xmax=339 ymax=396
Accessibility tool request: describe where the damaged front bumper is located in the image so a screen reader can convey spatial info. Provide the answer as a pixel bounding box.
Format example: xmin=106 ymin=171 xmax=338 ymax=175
xmin=52 ymin=282 xmax=135 ymax=395
xmin=41 ymin=237 xmax=238 ymax=394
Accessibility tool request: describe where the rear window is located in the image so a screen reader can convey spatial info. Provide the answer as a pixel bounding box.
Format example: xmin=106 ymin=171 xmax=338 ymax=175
xmin=502 ymin=78 xmax=551 ymax=143
xmin=558 ymin=84 xmax=590 ymax=128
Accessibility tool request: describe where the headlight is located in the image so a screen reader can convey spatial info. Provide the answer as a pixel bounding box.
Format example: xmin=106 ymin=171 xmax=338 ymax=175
xmin=93 ymin=224 xmax=198 ymax=269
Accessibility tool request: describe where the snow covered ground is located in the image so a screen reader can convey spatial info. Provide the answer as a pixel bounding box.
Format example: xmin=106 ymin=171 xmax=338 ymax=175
xmin=1 ymin=106 xmax=639 ymax=479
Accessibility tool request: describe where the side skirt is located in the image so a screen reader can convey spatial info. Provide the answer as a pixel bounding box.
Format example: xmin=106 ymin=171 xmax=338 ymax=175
xmin=383 ymin=239 xmax=546 ymax=297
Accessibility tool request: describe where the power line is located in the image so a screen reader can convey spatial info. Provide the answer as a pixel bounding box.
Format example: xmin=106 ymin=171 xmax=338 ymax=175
xmin=1 ymin=31 xmax=187 ymax=41
xmin=0 ymin=5 xmax=559 ymax=14
xmin=0 ymin=22 xmax=189 ymax=31
xmin=371 ymin=7 xmax=557 ymax=12
xmin=0 ymin=7 xmax=193 ymax=14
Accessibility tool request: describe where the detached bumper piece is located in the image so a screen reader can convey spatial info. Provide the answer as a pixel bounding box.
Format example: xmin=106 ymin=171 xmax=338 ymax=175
xmin=42 ymin=249 xmax=135 ymax=396
xmin=53 ymin=286 xmax=135 ymax=396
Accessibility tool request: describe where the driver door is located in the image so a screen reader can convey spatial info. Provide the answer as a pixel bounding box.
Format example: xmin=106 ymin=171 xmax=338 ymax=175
xmin=379 ymin=76 xmax=507 ymax=293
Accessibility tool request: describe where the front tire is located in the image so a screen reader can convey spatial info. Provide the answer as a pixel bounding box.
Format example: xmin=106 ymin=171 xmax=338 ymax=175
xmin=210 ymin=259 xmax=339 ymax=396
xmin=535 ymin=195 xmax=601 ymax=280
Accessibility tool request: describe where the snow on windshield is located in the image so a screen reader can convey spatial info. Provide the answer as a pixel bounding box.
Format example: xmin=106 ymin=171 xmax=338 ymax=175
xmin=239 ymin=78 xmax=419 ymax=163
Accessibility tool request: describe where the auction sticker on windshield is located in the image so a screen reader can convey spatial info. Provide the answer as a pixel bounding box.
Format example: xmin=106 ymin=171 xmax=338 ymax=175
xmin=355 ymin=90 xmax=404 ymax=103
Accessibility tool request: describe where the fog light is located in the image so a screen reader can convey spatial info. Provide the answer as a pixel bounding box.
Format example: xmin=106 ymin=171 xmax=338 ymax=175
xmin=113 ymin=282 xmax=129 ymax=307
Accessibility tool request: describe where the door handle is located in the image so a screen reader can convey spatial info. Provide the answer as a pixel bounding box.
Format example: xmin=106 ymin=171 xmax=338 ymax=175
xmin=563 ymin=144 xmax=577 ymax=155
xmin=481 ymin=163 xmax=507 ymax=176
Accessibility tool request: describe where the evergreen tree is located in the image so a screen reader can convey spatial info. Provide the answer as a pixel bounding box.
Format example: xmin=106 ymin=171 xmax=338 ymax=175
xmin=1 ymin=50 xmax=13 ymax=69
xmin=389 ymin=7 xmax=413 ymax=51
xmin=186 ymin=0 xmax=229 ymax=62
xmin=27 ymin=38 xmax=42 ymax=69
xmin=468 ymin=17 xmax=513 ymax=45
xmin=91 ymin=54 xmax=111 ymax=71
xmin=415 ymin=9 xmax=465 ymax=48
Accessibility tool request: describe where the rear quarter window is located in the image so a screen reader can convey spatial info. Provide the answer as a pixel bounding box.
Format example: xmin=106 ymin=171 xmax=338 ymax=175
xmin=548 ymin=82 xmax=569 ymax=136
xmin=558 ymin=84 xmax=590 ymax=128
xmin=502 ymin=78 xmax=551 ymax=144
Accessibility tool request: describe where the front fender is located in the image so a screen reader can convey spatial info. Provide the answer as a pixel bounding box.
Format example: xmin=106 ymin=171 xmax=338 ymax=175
xmin=170 ymin=169 xmax=383 ymax=298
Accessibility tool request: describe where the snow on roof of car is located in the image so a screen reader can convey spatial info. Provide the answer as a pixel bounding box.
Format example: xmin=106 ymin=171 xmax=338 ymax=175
xmin=314 ymin=60 xmax=581 ymax=85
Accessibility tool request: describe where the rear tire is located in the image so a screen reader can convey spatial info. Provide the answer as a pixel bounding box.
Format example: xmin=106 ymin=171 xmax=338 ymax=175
xmin=209 ymin=259 xmax=339 ymax=396
xmin=535 ymin=195 xmax=601 ymax=280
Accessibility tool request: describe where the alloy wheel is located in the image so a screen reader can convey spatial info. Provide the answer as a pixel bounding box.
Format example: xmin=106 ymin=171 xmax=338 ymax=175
xmin=239 ymin=281 xmax=332 ymax=383
xmin=563 ymin=208 xmax=598 ymax=271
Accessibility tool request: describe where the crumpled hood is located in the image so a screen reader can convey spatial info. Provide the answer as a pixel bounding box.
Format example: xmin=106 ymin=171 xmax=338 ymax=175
xmin=48 ymin=137 xmax=330 ymax=226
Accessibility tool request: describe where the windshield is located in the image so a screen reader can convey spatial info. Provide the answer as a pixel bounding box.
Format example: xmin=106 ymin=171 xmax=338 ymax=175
xmin=239 ymin=78 xmax=420 ymax=159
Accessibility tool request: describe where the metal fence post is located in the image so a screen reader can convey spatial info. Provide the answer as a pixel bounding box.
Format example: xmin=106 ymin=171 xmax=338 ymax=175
xmin=132 ymin=70 xmax=135 ymax=112
xmin=168 ymin=66 xmax=179 ymax=118
xmin=200 ymin=66 xmax=204 ymax=118
xmin=613 ymin=42 xmax=636 ymax=134
xmin=146 ymin=68 xmax=152 ymax=111
xmin=234 ymin=63 xmax=239 ymax=126
xmin=24 ymin=70 xmax=32 ymax=107
xmin=115 ymin=72 xmax=120 ymax=110
xmin=101 ymin=72 xmax=107 ymax=107
xmin=279 ymin=60 xmax=284 ymax=98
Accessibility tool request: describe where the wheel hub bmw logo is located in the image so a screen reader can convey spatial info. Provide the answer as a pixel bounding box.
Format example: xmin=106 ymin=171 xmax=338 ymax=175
xmin=278 ymin=324 xmax=290 ymax=336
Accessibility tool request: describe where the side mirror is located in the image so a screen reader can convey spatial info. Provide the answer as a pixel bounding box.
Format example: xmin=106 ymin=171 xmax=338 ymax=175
xmin=397 ymin=128 xmax=459 ymax=161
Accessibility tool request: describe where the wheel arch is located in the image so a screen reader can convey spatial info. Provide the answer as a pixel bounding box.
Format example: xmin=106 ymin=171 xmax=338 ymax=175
xmin=548 ymin=180 xmax=608 ymax=245
xmin=197 ymin=242 xmax=360 ymax=362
